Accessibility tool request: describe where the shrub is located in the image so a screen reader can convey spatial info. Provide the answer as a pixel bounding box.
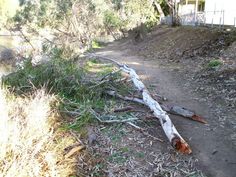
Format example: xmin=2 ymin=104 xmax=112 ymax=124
xmin=207 ymin=59 xmax=222 ymax=68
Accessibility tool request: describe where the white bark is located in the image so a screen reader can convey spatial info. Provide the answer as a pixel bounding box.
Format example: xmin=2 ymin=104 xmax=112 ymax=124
xmin=120 ymin=65 xmax=192 ymax=154
xmin=87 ymin=53 xmax=192 ymax=154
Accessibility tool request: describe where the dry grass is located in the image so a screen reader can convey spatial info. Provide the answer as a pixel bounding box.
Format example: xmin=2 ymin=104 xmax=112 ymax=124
xmin=0 ymin=88 xmax=76 ymax=177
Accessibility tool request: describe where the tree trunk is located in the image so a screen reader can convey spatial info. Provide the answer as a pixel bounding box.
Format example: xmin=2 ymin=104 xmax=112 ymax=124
xmin=153 ymin=0 xmax=165 ymax=18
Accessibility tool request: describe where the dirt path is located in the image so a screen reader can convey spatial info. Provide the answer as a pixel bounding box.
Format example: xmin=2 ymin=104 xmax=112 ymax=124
xmin=94 ymin=39 xmax=236 ymax=177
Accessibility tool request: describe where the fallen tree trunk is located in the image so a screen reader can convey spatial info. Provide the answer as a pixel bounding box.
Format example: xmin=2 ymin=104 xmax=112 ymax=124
xmin=88 ymin=53 xmax=192 ymax=154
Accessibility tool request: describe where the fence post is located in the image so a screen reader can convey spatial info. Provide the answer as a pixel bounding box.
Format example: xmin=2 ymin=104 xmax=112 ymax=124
xmin=222 ymin=10 xmax=225 ymax=29
xmin=234 ymin=17 xmax=236 ymax=27
xmin=203 ymin=12 xmax=206 ymax=26
xmin=219 ymin=17 xmax=222 ymax=29
xmin=219 ymin=10 xmax=222 ymax=30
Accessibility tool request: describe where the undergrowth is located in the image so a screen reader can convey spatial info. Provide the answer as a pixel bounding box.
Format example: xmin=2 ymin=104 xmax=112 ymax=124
xmin=0 ymin=49 xmax=135 ymax=176
xmin=2 ymin=53 xmax=130 ymax=131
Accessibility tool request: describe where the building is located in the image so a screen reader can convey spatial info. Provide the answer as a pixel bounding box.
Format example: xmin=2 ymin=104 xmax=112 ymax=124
xmin=177 ymin=0 xmax=236 ymax=27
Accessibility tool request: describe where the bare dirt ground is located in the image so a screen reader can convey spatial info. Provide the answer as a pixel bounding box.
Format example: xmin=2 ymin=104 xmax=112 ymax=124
xmin=84 ymin=26 xmax=236 ymax=177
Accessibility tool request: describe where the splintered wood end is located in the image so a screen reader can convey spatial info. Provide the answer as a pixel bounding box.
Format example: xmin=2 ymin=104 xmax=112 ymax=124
xmin=192 ymin=115 xmax=208 ymax=124
xmin=172 ymin=137 xmax=192 ymax=154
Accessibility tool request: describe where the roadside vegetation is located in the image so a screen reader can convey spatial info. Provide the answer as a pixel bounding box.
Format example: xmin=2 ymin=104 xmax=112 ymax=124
xmin=0 ymin=88 xmax=76 ymax=176
xmin=0 ymin=44 xmax=134 ymax=175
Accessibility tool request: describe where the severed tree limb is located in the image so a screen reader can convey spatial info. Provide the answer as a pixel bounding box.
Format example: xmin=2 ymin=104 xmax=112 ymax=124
xmin=161 ymin=105 xmax=207 ymax=124
xmin=89 ymin=53 xmax=192 ymax=154
xmin=106 ymin=90 xmax=207 ymax=124
xmin=119 ymin=65 xmax=192 ymax=154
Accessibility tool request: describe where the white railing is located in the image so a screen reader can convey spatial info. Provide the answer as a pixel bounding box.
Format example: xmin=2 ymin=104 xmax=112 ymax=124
xmin=161 ymin=10 xmax=236 ymax=28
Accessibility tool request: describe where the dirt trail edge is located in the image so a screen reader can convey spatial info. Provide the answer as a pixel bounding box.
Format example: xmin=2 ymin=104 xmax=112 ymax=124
xmin=94 ymin=40 xmax=236 ymax=177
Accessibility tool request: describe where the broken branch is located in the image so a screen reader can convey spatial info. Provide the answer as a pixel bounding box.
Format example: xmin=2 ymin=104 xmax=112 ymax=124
xmin=91 ymin=54 xmax=192 ymax=154
xmin=127 ymin=122 xmax=163 ymax=142
xmin=107 ymin=90 xmax=207 ymax=124
xmin=114 ymin=106 xmax=133 ymax=112
xmin=121 ymin=65 xmax=192 ymax=154
xmin=106 ymin=90 xmax=145 ymax=105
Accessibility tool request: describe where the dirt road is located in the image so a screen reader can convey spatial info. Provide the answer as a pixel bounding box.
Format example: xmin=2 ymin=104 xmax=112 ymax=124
xmin=94 ymin=37 xmax=236 ymax=177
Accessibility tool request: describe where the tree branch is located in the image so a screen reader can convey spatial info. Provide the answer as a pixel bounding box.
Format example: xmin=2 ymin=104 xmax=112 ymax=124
xmin=90 ymin=54 xmax=192 ymax=154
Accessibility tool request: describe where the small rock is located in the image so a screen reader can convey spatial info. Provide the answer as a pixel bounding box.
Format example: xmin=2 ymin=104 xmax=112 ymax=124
xmin=212 ymin=150 xmax=218 ymax=155
xmin=88 ymin=133 xmax=97 ymax=145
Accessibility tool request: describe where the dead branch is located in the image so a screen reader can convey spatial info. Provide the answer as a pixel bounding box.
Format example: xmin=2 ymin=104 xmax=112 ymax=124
xmin=106 ymin=90 xmax=145 ymax=105
xmin=64 ymin=145 xmax=85 ymax=158
xmin=127 ymin=122 xmax=163 ymax=142
xmin=90 ymin=108 xmax=138 ymax=123
xmin=91 ymin=54 xmax=192 ymax=154
xmin=161 ymin=105 xmax=207 ymax=124
xmin=89 ymin=79 xmax=110 ymax=89
xmin=100 ymin=69 xmax=121 ymax=81
xmin=120 ymin=65 xmax=192 ymax=153
xmin=114 ymin=106 xmax=133 ymax=112
xmin=18 ymin=29 xmax=35 ymax=50
xmin=106 ymin=90 xmax=206 ymax=124
xmin=114 ymin=77 xmax=130 ymax=83
xmin=97 ymin=117 xmax=138 ymax=123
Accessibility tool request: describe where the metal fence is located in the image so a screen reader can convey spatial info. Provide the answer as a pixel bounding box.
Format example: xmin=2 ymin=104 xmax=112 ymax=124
xmin=161 ymin=10 xmax=236 ymax=28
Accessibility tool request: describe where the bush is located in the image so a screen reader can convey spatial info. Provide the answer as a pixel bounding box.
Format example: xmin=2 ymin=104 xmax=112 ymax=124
xmin=104 ymin=10 xmax=122 ymax=29
xmin=3 ymin=58 xmax=88 ymax=99
xmin=2 ymin=55 xmax=128 ymax=130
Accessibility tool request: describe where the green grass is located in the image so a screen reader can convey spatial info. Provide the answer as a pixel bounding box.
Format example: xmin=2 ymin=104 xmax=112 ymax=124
xmin=91 ymin=40 xmax=103 ymax=49
xmin=107 ymin=151 xmax=127 ymax=164
xmin=207 ymin=59 xmax=222 ymax=68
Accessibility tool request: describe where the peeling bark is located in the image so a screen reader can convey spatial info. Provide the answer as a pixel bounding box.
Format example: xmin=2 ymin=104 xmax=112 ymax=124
xmin=121 ymin=65 xmax=191 ymax=154
xmin=88 ymin=53 xmax=192 ymax=154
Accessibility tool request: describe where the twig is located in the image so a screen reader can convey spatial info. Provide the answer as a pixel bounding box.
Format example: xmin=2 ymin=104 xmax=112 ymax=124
xmin=106 ymin=90 xmax=145 ymax=105
xmin=114 ymin=77 xmax=129 ymax=83
xmin=89 ymin=79 xmax=110 ymax=89
xmin=96 ymin=117 xmax=138 ymax=123
xmin=126 ymin=122 xmax=143 ymax=130
xmin=100 ymin=69 xmax=121 ymax=81
xmin=127 ymin=122 xmax=163 ymax=142
xmin=90 ymin=108 xmax=138 ymax=123
xmin=69 ymin=130 xmax=84 ymax=145
xmin=114 ymin=106 xmax=133 ymax=112
xmin=18 ymin=29 xmax=35 ymax=50
xmin=65 ymin=145 xmax=85 ymax=158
